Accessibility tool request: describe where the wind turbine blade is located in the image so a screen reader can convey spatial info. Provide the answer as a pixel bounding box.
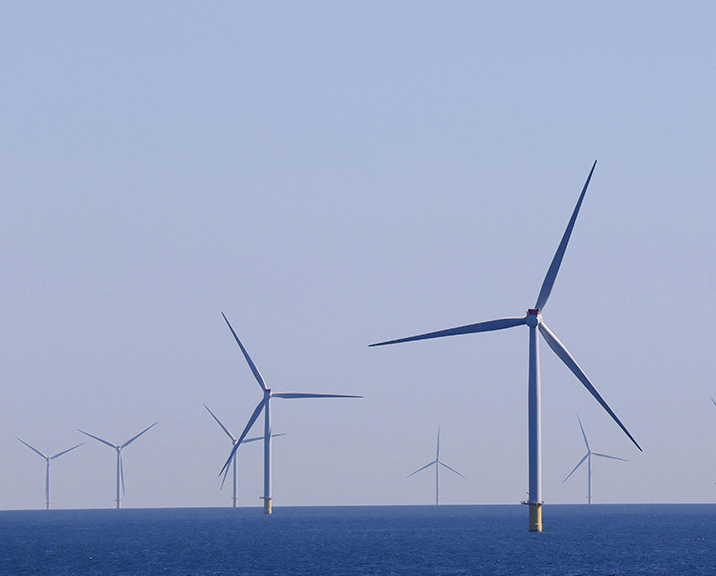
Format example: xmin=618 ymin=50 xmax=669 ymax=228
xmin=538 ymin=322 xmax=642 ymax=451
xmin=438 ymin=460 xmax=467 ymax=480
xmin=241 ymin=432 xmax=285 ymax=443
xmin=16 ymin=438 xmax=48 ymax=460
xmin=241 ymin=436 xmax=264 ymax=444
xmin=370 ymin=317 xmax=528 ymax=347
xmin=272 ymin=392 xmax=362 ymax=399
xmin=77 ymin=430 xmax=118 ymax=449
xmin=120 ymin=453 xmax=125 ymax=496
xmin=219 ymin=398 xmax=267 ymax=477
xmin=436 ymin=427 xmax=440 ymax=460
xmin=534 ymin=160 xmax=597 ymax=312
xmin=592 ymin=453 xmax=629 ymax=462
xmin=220 ymin=450 xmax=235 ymax=490
xmin=712 ymin=397 xmax=716 ymax=408
xmin=49 ymin=443 xmax=84 ymax=460
xmin=563 ymin=453 xmax=589 ymax=483
xmin=204 ymin=404 xmax=236 ymax=442
xmin=577 ymin=414 xmax=590 ymax=451
xmin=121 ymin=422 xmax=158 ymax=449
xmin=407 ymin=460 xmax=437 ymax=478
xmin=221 ymin=312 xmax=267 ymax=392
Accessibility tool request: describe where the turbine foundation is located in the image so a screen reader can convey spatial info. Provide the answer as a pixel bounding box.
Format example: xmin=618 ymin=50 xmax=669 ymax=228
xmin=263 ymin=497 xmax=272 ymax=515
xmin=529 ymin=503 xmax=542 ymax=532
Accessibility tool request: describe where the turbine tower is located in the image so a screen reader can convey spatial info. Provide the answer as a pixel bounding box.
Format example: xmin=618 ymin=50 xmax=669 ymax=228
xmin=78 ymin=422 xmax=157 ymax=509
xmin=16 ymin=438 xmax=83 ymax=510
xmin=407 ymin=427 xmax=466 ymax=505
xmin=204 ymin=404 xmax=285 ymax=507
xmin=563 ymin=415 xmax=627 ymax=504
xmin=219 ymin=313 xmax=362 ymax=514
xmin=371 ymin=161 xmax=641 ymax=531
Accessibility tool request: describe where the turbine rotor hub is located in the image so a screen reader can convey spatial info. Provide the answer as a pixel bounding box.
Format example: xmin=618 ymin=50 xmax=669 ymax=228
xmin=525 ymin=309 xmax=541 ymax=328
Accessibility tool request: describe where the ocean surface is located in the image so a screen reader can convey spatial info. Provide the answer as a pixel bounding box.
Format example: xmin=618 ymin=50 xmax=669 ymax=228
xmin=0 ymin=504 xmax=715 ymax=575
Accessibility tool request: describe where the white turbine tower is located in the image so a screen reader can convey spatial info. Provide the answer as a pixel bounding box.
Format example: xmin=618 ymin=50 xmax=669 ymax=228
xmin=371 ymin=162 xmax=641 ymax=531
xmin=407 ymin=427 xmax=466 ymax=505
xmin=563 ymin=415 xmax=628 ymax=504
xmin=78 ymin=422 xmax=157 ymax=509
xmin=219 ymin=313 xmax=362 ymax=514
xmin=204 ymin=404 xmax=285 ymax=507
xmin=16 ymin=438 xmax=84 ymax=510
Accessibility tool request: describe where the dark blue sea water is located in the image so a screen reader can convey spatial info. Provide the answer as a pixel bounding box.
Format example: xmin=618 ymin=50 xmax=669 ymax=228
xmin=0 ymin=504 xmax=715 ymax=575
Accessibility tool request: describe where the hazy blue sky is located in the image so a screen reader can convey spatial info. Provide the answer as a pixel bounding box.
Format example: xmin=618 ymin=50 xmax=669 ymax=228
xmin=1 ymin=2 xmax=716 ymax=510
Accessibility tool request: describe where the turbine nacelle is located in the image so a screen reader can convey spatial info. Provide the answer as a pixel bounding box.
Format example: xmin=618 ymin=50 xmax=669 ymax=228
xmin=525 ymin=310 xmax=541 ymax=328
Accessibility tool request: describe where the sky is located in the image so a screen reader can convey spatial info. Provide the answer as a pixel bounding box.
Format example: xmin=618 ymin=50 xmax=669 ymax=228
xmin=1 ymin=2 xmax=716 ymax=510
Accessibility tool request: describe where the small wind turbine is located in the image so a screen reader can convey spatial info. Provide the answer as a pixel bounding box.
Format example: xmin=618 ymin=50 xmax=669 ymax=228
xmin=407 ymin=427 xmax=466 ymax=505
xmin=204 ymin=404 xmax=285 ymax=507
xmin=78 ymin=422 xmax=157 ymax=509
xmin=563 ymin=415 xmax=627 ymax=504
xmin=219 ymin=313 xmax=362 ymax=514
xmin=371 ymin=162 xmax=641 ymax=531
xmin=16 ymin=438 xmax=83 ymax=510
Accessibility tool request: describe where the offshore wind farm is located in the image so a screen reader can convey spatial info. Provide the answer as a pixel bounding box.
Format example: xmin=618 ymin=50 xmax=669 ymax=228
xmin=5 ymin=8 xmax=716 ymax=576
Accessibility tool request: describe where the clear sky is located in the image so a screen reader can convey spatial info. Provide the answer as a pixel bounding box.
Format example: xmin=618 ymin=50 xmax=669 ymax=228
xmin=1 ymin=2 xmax=715 ymax=510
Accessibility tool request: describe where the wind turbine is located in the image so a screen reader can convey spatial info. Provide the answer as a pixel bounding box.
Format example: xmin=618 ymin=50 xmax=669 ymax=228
xmin=219 ymin=312 xmax=362 ymax=514
xmin=78 ymin=422 xmax=157 ymax=509
xmin=407 ymin=427 xmax=466 ymax=505
xmin=16 ymin=438 xmax=84 ymax=510
xmin=204 ymin=404 xmax=285 ymax=507
xmin=370 ymin=161 xmax=641 ymax=531
xmin=563 ymin=415 xmax=627 ymax=504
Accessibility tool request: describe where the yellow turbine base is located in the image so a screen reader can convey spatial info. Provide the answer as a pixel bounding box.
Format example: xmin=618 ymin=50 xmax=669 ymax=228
xmin=529 ymin=503 xmax=542 ymax=532
xmin=263 ymin=497 xmax=272 ymax=515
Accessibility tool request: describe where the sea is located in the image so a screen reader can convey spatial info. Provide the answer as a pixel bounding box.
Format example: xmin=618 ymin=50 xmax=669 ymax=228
xmin=0 ymin=504 xmax=714 ymax=575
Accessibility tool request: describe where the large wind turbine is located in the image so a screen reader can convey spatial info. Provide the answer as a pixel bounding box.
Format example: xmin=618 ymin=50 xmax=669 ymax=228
xmin=407 ymin=427 xmax=466 ymax=505
xmin=563 ymin=415 xmax=627 ymax=504
xmin=16 ymin=438 xmax=83 ymax=510
xmin=78 ymin=422 xmax=157 ymax=509
xmin=219 ymin=313 xmax=362 ymax=514
xmin=371 ymin=162 xmax=641 ymax=531
xmin=204 ymin=404 xmax=285 ymax=507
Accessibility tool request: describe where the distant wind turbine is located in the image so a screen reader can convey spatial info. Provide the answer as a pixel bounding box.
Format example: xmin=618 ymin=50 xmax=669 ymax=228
xmin=371 ymin=162 xmax=641 ymax=531
xmin=204 ymin=404 xmax=285 ymax=507
xmin=712 ymin=399 xmax=716 ymax=484
xmin=218 ymin=313 xmax=362 ymax=514
xmin=407 ymin=427 xmax=466 ymax=505
xmin=563 ymin=415 xmax=627 ymax=504
xmin=78 ymin=422 xmax=157 ymax=509
xmin=16 ymin=438 xmax=83 ymax=510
